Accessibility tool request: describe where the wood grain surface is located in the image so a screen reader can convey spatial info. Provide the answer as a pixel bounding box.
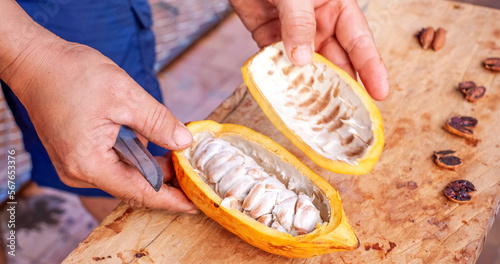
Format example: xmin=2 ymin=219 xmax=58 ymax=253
xmin=63 ymin=0 xmax=500 ymax=263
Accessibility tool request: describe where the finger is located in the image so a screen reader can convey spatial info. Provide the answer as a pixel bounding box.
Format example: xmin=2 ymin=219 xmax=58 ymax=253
xmin=335 ymin=1 xmax=389 ymax=100
xmin=154 ymin=155 xmax=175 ymax=183
xmin=162 ymin=150 xmax=181 ymax=189
xmin=229 ymin=0 xmax=278 ymax=32
xmin=110 ymin=85 xmax=193 ymax=150
xmin=317 ymin=37 xmax=356 ymax=79
xmin=92 ymin=149 xmax=198 ymax=213
xmin=251 ymin=19 xmax=282 ymax=48
xmin=314 ymin=0 xmax=341 ymax=41
xmin=273 ymin=0 xmax=316 ymax=65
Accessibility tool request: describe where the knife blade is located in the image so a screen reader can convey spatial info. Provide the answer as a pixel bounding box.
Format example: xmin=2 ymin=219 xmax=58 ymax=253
xmin=113 ymin=126 xmax=163 ymax=192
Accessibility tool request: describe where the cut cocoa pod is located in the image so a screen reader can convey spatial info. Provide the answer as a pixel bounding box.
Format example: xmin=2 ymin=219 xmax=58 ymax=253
xmin=172 ymin=121 xmax=359 ymax=258
xmin=444 ymin=116 xmax=478 ymax=139
xmin=434 ymin=150 xmax=462 ymax=170
xmin=242 ymin=41 xmax=384 ymax=175
xmin=444 ymin=180 xmax=476 ymax=203
xmin=484 ymin=57 xmax=500 ymax=71
xmin=418 ymin=27 xmax=435 ymax=50
xmin=459 ymin=81 xmax=486 ymax=102
xmin=432 ymin=28 xmax=446 ymax=51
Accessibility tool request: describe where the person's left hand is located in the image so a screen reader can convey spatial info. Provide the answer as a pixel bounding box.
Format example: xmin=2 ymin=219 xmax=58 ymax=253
xmin=230 ymin=0 xmax=389 ymax=101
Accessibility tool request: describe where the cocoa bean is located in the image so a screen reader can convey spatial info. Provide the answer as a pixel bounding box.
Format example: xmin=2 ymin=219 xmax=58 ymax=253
xmin=458 ymin=81 xmax=486 ymax=102
xmin=465 ymin=86 xmax=486 ymax=102
xmin=458 ymin=81 xmax=476 ymax=93
xmin=444 ymin=116 xmax=478 ymax=140
xmin=434 ymin=150 xmax=462 ymax=170
xmin=444 ymin=180 xmax=476 ymax=203
xmin=484 ymin=57 xmax=500 ymax=71
xmin=418 ymin=27 xmax=435 ymax=50
xmin=432 ymin=28 xmax=446 ymax=51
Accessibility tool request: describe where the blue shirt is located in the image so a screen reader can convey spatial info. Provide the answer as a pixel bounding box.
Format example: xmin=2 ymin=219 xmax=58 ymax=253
xmin=1 ymin=0 xmax=166 ymax=196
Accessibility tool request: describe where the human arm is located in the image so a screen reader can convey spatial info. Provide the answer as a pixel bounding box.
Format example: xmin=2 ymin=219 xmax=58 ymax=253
xmin=0 ymin=0 xmax=197 ymax=212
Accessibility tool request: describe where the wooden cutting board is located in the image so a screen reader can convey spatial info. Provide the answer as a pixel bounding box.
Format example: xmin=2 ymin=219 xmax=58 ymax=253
xmin=63 ymin=0 xmax=500 ymax=263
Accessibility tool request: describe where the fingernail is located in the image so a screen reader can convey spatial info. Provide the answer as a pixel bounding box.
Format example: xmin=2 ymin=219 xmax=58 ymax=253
xmin=291 ymin=45 xmax=313 ymax=66
xmin=173 ymin=123 xmax=192 ymax=147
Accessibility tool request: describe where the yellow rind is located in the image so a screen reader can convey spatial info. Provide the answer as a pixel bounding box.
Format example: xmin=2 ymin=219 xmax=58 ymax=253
xmin=172 ymin=120 xmax=359 ymax=258
xmin=242 ymin=45 xmax=384 ymax=175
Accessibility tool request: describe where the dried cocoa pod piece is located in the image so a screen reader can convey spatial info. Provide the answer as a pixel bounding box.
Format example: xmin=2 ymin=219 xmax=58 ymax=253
xmin=432 ymin=28 xmax=446 ymax=51
xmin=418 ymin=27 xmax=435 ymax=50
xmin=444 ymin=180 xmax=476 ymax=203
xmin=444 ymin=116 xmax=478 ymax=139
xmin=434 ymin=150 xmax=462 ymax=170
xmin=484 ymin=57 xmax=500 ymax=71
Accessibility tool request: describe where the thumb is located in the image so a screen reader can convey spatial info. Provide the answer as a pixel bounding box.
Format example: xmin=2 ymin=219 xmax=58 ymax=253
xmin=114 ymin=87 xmax=193 ymax=151
xmin=273 ymin=0 xmax=316 ymax=66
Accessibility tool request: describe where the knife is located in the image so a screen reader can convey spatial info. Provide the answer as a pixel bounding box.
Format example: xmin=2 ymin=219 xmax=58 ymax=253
xmin=113 ymin=125 xmax=163 ymax=192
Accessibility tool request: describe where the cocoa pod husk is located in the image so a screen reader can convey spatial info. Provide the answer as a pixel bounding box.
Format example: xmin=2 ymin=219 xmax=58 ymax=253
xmin=432 ymin=28 xmax=446 ymax=51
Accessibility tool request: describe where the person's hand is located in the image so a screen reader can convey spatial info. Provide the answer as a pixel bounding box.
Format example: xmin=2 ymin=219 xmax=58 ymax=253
xmin=230 ymin=0 xmax=389 ymax=100
xmin=2 ymin=25 xmax=197 ymax=213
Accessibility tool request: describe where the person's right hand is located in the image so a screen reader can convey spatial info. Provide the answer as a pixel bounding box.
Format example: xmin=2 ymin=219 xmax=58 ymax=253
xmin=0 ymin=3 xmax=198 ymax=212
xmin=230 ymin=0 xmax=389 ymax=101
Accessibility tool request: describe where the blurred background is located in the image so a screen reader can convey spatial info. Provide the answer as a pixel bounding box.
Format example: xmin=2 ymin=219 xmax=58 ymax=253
xmin=0 ymin=0 xmax=498 ymax=263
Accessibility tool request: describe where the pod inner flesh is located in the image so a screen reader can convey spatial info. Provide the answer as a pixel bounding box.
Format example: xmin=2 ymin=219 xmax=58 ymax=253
xmin=185 ymin=131 xmax=331 ymax=236
xmin=248 ymin=42 xmax=374 ymax=164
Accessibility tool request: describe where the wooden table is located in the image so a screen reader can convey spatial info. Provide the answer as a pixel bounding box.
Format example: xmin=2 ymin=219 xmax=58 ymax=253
xmin=63 ymin=0 xmax=500 ymax=263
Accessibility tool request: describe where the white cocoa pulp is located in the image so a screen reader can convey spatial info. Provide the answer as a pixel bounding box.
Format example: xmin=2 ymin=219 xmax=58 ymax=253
xmin=185 ymin=131 xmax=330 ymax=236
xmin=247 ymin=42 xmax=374 ymax=164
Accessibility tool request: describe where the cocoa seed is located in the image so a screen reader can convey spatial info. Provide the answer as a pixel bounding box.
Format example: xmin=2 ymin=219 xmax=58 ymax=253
xmin=444 ymin=180 xmax=476 ymax=203
xmin=418 ymin=27 xmax=435 ymax=50
xmin=484 ymin=57 xmax=500 ymax=71
xmin=459 ymin=81 xmax=486 ymax=102
xmin=432 ymin=28 xmax=446 ymax=51
xmin=434 ymin=150 xmax=462 ymax=170
xmin=465 ymin=86 xmax=486 ymax=102
xmin=434 ymin=150 xmax=455 ymax=156
xmin=458 ymin=81 xmax=476 ymax=92
xmin=444 ymin=116 xmax=478 ymax=140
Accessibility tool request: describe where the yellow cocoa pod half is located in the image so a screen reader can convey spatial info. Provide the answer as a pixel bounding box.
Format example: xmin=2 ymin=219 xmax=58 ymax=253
xmin=172 ymin=120 xmax=359 ymax=258
xmin=242 ymin=42 xmax=384 ymax=175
